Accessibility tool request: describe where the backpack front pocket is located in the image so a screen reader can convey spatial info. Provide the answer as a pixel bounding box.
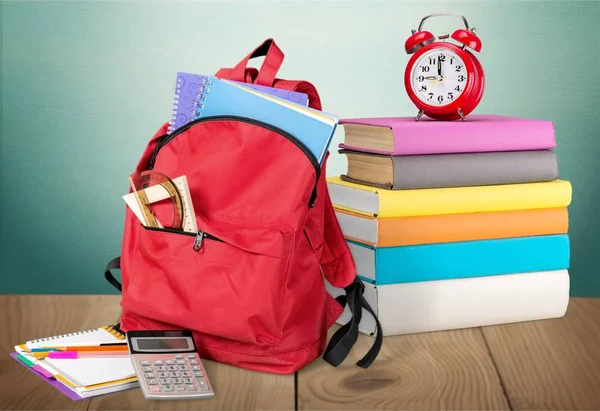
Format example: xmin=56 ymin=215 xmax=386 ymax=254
xmin=121 ymin=222 xmax=293 ymax=346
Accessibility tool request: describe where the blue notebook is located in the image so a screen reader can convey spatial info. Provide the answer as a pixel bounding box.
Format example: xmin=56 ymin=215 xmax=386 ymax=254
xmin=348 ymin=235 xmax=570 ymax=285
xmin=168 ymin=72 xmax=309 ymax=134
xmin=194 ymin=76 xmax=338 ymax=164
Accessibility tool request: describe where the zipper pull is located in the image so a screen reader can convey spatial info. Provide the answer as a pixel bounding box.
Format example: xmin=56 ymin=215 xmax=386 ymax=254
xmin=193 ymin=231 xmax=204 ymax=251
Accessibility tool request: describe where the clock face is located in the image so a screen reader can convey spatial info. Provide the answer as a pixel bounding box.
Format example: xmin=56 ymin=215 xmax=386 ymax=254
xmin=410 ymin=49 xmax=468 ymax=106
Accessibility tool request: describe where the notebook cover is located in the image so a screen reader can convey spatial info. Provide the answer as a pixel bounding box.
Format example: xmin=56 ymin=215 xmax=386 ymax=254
xmin=195 ymin=76 xmax=337 ymax=164
xmin=10 ymin=352 xmax=84 ymax=401
xmin=340 ymin=149 xmax=558 ymax=189
xmin=339 ymin=115 xmax=556 ymax=155
xmin=169 ymin=72 xmax=309 ymax=133
xmin=350 ymin=234 xmax=570 ymax=285
xmin=335 ymin=207 xmax=569 ymax=247
xmin=327 ymin=177 xmax=573 ymax=218
xmin=327 ymin=270 xmax=570 ymax=336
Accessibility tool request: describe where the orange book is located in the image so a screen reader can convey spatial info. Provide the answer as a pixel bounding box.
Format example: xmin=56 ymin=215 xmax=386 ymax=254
xmin=335 ymin=207 xmax=569 ymax=247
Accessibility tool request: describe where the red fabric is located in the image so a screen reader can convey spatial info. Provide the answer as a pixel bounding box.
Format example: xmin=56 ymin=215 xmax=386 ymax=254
xmin=215 ymin=39 xmax=322 ymax=111
xmin=229 ymin=38 xmax=285 ymax=86
xmin=119 ymin=39 xmax=356 ymax=374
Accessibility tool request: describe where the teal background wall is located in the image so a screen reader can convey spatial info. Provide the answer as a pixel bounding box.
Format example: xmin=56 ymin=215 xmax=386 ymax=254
xmin=1 ymin=1 xmax=599 ymax=295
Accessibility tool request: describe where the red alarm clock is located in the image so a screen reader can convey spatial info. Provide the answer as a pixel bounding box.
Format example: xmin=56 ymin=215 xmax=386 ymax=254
xmin=404 ymin=13 xmax=484 ymax=121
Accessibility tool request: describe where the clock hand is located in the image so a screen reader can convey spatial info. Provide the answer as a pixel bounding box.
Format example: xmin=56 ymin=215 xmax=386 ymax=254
xmin=428 ymin=79 xmax=442 ymax=88
xmin=437 ymin=55 xmax=442 ymax=77
xmin=423 ymin=75 xmax=442 ymax=80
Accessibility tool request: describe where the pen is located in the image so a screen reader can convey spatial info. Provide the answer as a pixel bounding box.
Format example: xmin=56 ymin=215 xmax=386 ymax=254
xmin=32 ymin=347 xmax=129 ymax=357
xmin=38 ymin=342 xmax=127 ymax=350
xmin=30 ymin=348 xmax=59 ymax=353
xmin=40 ymin=345 xmax=129 ymax=352
xmin=47 ymin=351 xmax=130 ymax=359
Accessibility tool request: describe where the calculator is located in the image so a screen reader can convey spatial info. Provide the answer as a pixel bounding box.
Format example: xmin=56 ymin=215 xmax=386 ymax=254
xmin=126 ymin=330 xmax=214 ymax=400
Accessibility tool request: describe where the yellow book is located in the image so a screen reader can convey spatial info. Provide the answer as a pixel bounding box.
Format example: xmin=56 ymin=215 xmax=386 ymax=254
xmin=327 ymin=177 xmax=572 ymax=218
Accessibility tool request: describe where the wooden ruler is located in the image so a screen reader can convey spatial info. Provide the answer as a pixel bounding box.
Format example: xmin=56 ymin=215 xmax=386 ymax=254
xmin=124 ymin=173 xmax=197 ymax=233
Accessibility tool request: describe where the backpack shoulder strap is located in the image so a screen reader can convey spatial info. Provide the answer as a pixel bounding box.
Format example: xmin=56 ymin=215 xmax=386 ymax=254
xmin=105 ymin=257 xmax=122 ymax=292
xmin=314 ymin=156 xmax=383 ymax=368
xmin=323 ymin=278 xmax=383 ymax=368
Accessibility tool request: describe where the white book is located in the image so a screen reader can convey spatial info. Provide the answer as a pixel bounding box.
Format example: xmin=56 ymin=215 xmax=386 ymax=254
xmin=327 ymin=270 xmax=570 ymax=336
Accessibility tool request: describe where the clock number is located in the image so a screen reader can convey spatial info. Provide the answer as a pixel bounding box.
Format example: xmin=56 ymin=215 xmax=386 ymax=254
xmin=437 ymin=95 xmax=444 ymax=103
xmin=421 ymin=66 xmax=430 ymax=73
xmin=429 ymin=57 xmax=435 ymax=64
xmin=454 ymin=86 xmax=461 ymax=91
xmin=428 ymin=93 xmax=434 ymax=99
xmin=455 ymin=65 xmax=463 ymax=72
xmin=448 ymin=92 xmax=454 ymax=100
xmin=417 ymin=76 xmax=424 ymax=82
xmin=420 ymin=85 xmax=427 ymax=91
xmin=458 ymin=75 xmax=465 ymax=82
xmin=439 ymin=55 xmax=446 ymax=62
xmin=450 ymin=58 xmax=454 ymax=64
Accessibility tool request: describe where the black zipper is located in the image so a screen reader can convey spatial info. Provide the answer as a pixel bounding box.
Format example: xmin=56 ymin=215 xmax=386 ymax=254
xmin=143 ymin=225 xmax=222 ymax=252
xmin=147 ymin=115 xmax=321 ymax=207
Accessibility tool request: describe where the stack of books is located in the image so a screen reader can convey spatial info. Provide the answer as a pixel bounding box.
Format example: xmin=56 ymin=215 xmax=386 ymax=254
xmin=327 ymin=115 xmax=572 ymax=337
xmin=11 ymin=325 xmax=137 ymax=400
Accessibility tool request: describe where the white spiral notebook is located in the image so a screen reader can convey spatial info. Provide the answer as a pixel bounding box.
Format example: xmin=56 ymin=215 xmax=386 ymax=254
xmin=14 ymin=324 xmax=138 ymax=399
xmin=45 ymin=356 xmax=136 ymax=388
xmin=25 ymin=325 xmax=125 ymax=349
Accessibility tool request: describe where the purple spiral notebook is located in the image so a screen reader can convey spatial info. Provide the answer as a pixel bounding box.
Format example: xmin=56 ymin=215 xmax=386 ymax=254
xmin=168 ymin=72 xmax=309 ymax=133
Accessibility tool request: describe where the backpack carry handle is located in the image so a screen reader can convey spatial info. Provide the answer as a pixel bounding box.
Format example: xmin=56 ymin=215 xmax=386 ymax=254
xmin=229 ymin=38 xmax=285 ymax=86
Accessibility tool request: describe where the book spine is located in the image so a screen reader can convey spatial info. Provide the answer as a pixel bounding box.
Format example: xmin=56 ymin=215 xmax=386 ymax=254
xmin=377 ymin=180 xmax=573 ymax=217
xmin=327 ymin=270 xmax=570 ymax=336
xmin=369 ymin=235 xmax=570 ymax=284
xmin=391 ymin=150 xmax=558 ymax=189
xmin=376 ymin=270 xmax=569 ymax=336
xmin=389 ymin=122 xmax=556 ymax=155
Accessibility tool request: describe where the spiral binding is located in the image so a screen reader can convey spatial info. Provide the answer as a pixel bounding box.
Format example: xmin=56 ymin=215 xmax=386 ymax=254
xmin=195 ymin=79 xmax=213 ymax=119
xmin=168 ymin=75 xmax=211 ymax=134
xmin=28 ymin=324 xmax=125 ymax=344
xmin=28 ymin=327 xmax=99 ymax=344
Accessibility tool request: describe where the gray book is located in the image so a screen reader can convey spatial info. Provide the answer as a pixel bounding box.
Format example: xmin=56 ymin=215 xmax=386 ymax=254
xmin=340 ymin=149 xmax=558 ymax=190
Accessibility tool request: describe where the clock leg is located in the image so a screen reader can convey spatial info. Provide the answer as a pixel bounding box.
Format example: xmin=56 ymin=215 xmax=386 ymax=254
xmin=458 ymin=108 xmax=466 ymax=121
xmin=415 ymin=109 xmax=424 ymax=121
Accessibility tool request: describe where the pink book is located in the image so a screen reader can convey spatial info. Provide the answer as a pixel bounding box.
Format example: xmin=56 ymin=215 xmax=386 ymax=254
xmin=339 ymin=115 xmax=556 ymax=155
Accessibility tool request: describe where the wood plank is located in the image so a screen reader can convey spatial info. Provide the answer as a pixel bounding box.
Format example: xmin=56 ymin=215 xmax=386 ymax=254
xmin=483 ymin=297 xmax=600 ymax=410
xmin=87 ymin=360 xmax=294 ymax=410
xmin=0 ymin=295 xmax=122 ymax=410
xmin=298 ymin=326 xmax=509 ymax=410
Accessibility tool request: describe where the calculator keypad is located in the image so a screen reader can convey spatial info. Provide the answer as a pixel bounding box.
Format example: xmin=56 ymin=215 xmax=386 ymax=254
xmin=135 ymin=352 xmax=213 ymax=399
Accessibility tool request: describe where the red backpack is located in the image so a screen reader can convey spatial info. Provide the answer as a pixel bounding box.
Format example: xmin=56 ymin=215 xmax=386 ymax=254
xmin=105 ymin=39 xmax=382 ymax=374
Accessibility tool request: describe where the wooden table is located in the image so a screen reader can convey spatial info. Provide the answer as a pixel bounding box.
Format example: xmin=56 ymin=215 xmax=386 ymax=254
xmin=1 ymin=296 xmax=599 ymax=410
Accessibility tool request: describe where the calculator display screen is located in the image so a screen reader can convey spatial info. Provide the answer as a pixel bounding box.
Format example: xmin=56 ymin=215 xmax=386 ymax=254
xmin=136 ymin=338 xmax=190 ymax=350
xmin=129 ymin=335 xmax=195 ymax=353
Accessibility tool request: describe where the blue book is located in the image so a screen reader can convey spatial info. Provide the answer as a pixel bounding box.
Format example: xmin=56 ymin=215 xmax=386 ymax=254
xmin=348 ymin=235 xmax=570 ymax=285
xmin=194 ymin=76 xmax=338 ymax=164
